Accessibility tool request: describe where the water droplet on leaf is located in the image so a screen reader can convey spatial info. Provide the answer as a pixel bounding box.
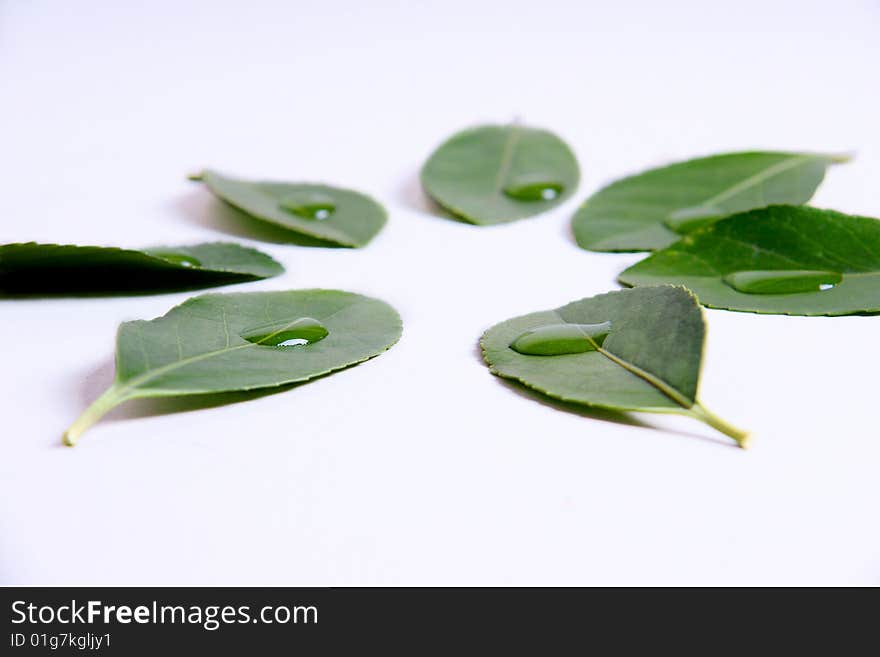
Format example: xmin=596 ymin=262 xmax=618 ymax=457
xmin=723 ymin=270 xmax=842 ymax=295
xmin=151 ymin=252 xmax=202 ymax=268
xmin=240 ymin=317 xmax=329 ymax=347
xmin=664 ymin=205 xmax=724 ymax=234
xmin=278 ymin=192 xmax=336 ymax=220
xmin=510 ymin=321 xmax=611 ymax=356
xmin=503 ymin=176 xmax=564 ymax=202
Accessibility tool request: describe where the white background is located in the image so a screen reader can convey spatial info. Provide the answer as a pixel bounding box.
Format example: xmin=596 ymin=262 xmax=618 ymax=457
xmin=2 ymin=0 xmax=878 ymax=586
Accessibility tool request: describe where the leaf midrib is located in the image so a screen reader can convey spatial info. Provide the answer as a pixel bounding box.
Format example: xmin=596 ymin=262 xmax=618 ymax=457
xmin=696 ymin=154 xmax=813 ymax=208
xmin=113 ymin=313 xmax=334 ymax=400
xmin=489 ymin=123 xmax=522 ymax=207
xmin=570 ymin=321 xmax=694 ymax=409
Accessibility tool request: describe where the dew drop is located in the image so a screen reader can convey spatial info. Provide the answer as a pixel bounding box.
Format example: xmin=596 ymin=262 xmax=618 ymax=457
xmin=278 ymin=192 xmax=336 ymax=220
xmin=150 ymin=251 xmax=202 ymax=268
xmin=510 ymin=321 xmax=611 ymax=356
xmin=722 ymin=270 xmax=842 ymax=295
xmin=240 ymin=317 xmax=329 ymax=347
xmin=663 ymin=205 xmax=724 ymax=234
xmin=503 ymin=175 xmax=565 ymax=202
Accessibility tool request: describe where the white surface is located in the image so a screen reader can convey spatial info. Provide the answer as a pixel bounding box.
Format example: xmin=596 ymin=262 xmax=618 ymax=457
xmin=2 ymin=0 xmax=879 ymax=586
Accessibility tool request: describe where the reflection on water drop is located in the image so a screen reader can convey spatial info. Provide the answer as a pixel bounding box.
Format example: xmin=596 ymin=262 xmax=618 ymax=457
xmin=278 ymin=338 xmax=309 ymax=347
xmin=240 ymin=317 xmax=329 ymax=347
xmin=723 ymin=270 xmax=842 ymax=295
xmin=510 ymin=321 xmax=611 ymax=356
xmin=503 ymin=175 xmax=565 ymax=202
xmin=150 ymin=251 xmax=202 ymax=268
xmin=663 ymin=205 xmax=724 ymax=234
xmin=278 ymin=192 xmax=336 ymax=220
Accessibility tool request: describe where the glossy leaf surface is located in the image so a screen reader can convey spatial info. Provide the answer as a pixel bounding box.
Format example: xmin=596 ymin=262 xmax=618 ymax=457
xmin=195 ymin=170 xmax=387 ymax=247
xmin=421 ymin=124 xmax=580 ymax=225
xmin=64 ymin=290 xmax=402 ymax=444
xmin=572 ymin=151 xmax=847 ymax=252
xmin=481 ymin=286 xmax=748 ymax=446
xmin=619 ymin=206 xmax=880 ymax=315
xmin=0 ymin=242 xmax=282 ymax=295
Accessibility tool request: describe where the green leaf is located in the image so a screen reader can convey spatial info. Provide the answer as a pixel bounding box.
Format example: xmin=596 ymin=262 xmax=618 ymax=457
xmin=420 ymin=123 xmax=580 ymax=225
xmin=64 ymin=289 xmax=402 ymax=445
xmin=0 ymin=242 xmax=283 ymax=296
xmin=480 ymin=286 xmax=749 ymax=447
xmin=193 ymin=170 xmax=387 ymax=247
xmin=572 ymin=151 xmax=849 ymax=252
xmin=618 ymin=205 xmax=880 ymax=316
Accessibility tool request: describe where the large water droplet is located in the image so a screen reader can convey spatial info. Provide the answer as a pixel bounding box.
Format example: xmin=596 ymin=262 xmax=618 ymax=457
xmin=510 ymin=321 xmax=611 ymax=356
xmin=663 ymin=205 xmax=724 ymax=234
xmin=503 ymin=175 xmax=564 ymax=202
xmin=150 ymin=251 xmax=202 ymax=268
xmin=240 ymin=317 xmax=329 ymax=347
xmin=723 ymin=270 xmax=842 ymax=295
xmin=278 ymin=192 xmax=336 ymax=220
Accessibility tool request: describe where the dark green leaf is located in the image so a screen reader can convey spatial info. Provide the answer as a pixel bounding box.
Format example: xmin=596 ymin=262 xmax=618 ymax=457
xmin=480 ymin=286 xmax=748 ymax=447
xmin=194 ymin=170 xmax=387 ymax=247
xmin=618 ymin=205 xmax=880 ymax=316
xmin=64 ymin=289 xmax=402 ymax=445
xmin=572 ymin=151 xmax=848 ymax=252
xmin=420 ymin=123 xmax=580 ymax=225
xmin=0 ymin=242 xmax=282 ymax=296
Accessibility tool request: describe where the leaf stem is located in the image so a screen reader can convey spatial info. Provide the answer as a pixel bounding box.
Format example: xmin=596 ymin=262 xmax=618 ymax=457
xmin=688 ymin=402 xmax=751 ymax=448
xmin=63 ymin=385 xmax=128 ymax=447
